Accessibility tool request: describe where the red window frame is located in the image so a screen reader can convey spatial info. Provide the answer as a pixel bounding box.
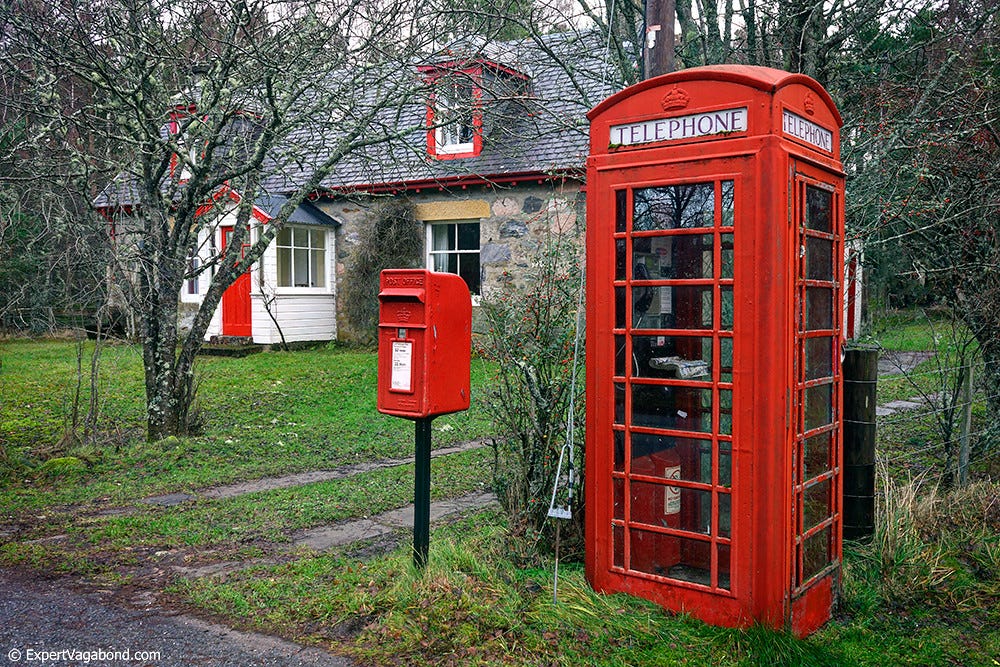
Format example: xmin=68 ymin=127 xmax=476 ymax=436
xmin=420 ymin=65 xmax=483 ymax=160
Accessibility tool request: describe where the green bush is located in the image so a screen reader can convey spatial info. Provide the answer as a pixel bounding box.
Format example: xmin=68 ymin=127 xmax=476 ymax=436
xmin=476 ymin=232 xmax=585 ymax=560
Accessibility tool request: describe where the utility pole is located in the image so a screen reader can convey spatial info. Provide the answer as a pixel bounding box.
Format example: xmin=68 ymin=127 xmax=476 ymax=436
xmin=644 ymin=0 xmax=676 ymax=78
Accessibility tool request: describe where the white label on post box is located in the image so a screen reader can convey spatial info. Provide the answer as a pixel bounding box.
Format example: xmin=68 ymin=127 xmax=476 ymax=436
xmin=391 ymin=341 xmax=413 ymax=392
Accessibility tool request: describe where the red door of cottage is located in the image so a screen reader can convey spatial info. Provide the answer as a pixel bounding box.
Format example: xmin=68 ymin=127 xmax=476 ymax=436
xmin=221 ymin=226 xmax=252 ymax=337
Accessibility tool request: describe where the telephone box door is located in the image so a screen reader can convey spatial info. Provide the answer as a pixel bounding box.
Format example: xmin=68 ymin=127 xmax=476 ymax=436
xmin=594 ymin=158 xmax=746 ymax=607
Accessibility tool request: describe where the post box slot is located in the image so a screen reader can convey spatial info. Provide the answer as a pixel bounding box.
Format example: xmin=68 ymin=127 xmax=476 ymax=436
xmin=378 ymin=289 xmax=425 ymax=302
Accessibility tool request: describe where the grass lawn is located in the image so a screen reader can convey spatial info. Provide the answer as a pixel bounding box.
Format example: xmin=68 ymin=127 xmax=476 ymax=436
xmin=1 ymin=332 xmax=997 ymax=666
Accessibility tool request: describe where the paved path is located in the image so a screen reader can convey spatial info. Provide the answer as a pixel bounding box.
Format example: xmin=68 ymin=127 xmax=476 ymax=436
xmin=139 ymin=439 xmax=487 ymax=508
xmin=0 ymin=568 xmax=353 ymax=667
xmin=2 ymin=440 xmax=496 ymax=666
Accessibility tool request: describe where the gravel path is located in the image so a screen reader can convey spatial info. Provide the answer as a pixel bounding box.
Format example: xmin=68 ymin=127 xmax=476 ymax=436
xmin=0 ymin=569 xmax=353 ymax=667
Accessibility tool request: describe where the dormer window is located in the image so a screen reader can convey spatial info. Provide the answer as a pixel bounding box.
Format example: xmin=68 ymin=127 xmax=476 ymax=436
xmin=168 ymin=104 xmax=199 ymax=182
xmin=424 ymin=68 xmax=483 ymax=159
xmin=435 ymin=79 xmax=477 ymax=155
xmin=420 ymin=48 xmax=530 ymax=160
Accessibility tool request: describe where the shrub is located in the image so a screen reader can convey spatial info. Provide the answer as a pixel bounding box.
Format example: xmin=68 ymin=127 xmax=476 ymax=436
xmin=342 ymin=200 xmax=423 ymax=344
xmin=476 ymin=232 xmax=585 ymax=560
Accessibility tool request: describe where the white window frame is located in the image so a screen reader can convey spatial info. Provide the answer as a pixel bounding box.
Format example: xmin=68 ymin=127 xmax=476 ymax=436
xmin=275 ymin=225 xmax=328 ymax=293
xmin=425 ymin=219 xmax=481 ymax=300
xmin=433 ymin=80 xmax=477 ymax=156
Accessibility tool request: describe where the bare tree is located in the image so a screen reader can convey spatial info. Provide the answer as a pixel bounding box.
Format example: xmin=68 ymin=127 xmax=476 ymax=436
xmin=2 ymin=0 xmax=442 ymax=439
xmin=842 ymin=3 xmax=999 ymax=364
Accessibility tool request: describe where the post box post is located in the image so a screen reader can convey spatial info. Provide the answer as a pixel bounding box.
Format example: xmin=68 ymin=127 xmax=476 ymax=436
xmin=413 ymin=417 xmax=433 ymax=569
xmin=376 ymin=268 xmax=472 ymax=569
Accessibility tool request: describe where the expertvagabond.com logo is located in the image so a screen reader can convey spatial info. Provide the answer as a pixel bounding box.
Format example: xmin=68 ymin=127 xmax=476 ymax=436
xmin=8 ymin=647 xmax=162 ymax=663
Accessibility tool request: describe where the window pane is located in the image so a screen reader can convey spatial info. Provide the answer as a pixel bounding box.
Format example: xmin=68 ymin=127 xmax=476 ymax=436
xmin=293 ymin=227 xmax=308 ymax=247
xmin=632 ymin=237 xmax=675 ymax=279
xmin=805 ymin=337 xmax=833 ymax=381
xmin=631 ymin=385 xmax=712 ymax=433
xmin=277 ymin=247 xmax=291 ymax=286
xmin=805 ymin=383 xmax=834 ymax=431
xmin=614 ymin=477 xmax=624 ymax=519
xmin=661 ymin=234 xmax=713 ymax=279
xmin=457 ymin=222 xmax=479 ymax=250
xmin=718 ymin=544 xmax=731 ymax=590
xmin=616 ymin=239 xmax=627 ymax=280
xmin=310 ymin=249 xmax=325 ymax=288
xmin=615 ymin=335 xmax=626 ymax=376
xmin=458 ymin=253 xmax=480 ymax=293
xmin=614 ymin=382 xmax=625 ymax=425
xmin=803 ymin=479 xmax=832 ymax=531
xmin=631 ymin=481 xmax=710 ymax=534
xmin=806 ymin=237 xmax=833 ymax=281
xmin=630 ymin=528 xmax=711 ymax=583
xmin=631 ymin=433 xmax=713 ymax=485
xmin=632 ymin=285 xmax=712 ymax=330
xmin=803 ymin=431 xmax=832 ymax=480
xmin=719 ymin=492 xmax=731 ymax=538
xmin=310 ymin=229 xmax=324 ymax=248
xmin=432 ymin=224 xmax=453 ymax=251
xmin=277 ymin=227 xmax=292 ymax=246
xmin=721 ymin=181 xmax=735 ymax=227
xmin=614 ymin=430 xmax=625 ymax=472
xmin=806 ymin=186 xmax=833 ymax=233
xmin=613 ymin=524 xmax=624 ymax=568
xmin=293 ymin=248 xmax=309 ymax=286
xmin=719 ymin=441 xmax=732 ymax=487
xmin=633 ymin=183 xmax=715 ymax=231
xmin=616 ymin=189 xmax=627 ymax=233
xmin=801 ymin=525 xmax=833 ymax=582
xmin=720 ymin=286 xmax=733 ymax=331
xmin=720 ymin=337 xmax=734 ymax=382
xmin=615 ymin=286 xmax=626 ymax=329
xmin=806 ymin=287 xmax=833 ymax=330
xmin=719 ymin=389 xmax=732 ymax=435
xmin=721 ymin=233 xmax=734 ymax=279
xmin=631 ymin=335 xmax=711 ymax=380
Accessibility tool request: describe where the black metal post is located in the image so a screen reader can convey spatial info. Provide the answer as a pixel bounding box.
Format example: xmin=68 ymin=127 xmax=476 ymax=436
xmin=843 ymin=347 xmax=878 ymax=541
xmin=413 ymin=416 xmax=433 ymax=569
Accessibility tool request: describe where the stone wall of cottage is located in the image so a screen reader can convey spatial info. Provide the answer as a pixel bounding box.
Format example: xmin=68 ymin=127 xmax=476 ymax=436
xmin=315 ymin=178 xmax=585 ymax=343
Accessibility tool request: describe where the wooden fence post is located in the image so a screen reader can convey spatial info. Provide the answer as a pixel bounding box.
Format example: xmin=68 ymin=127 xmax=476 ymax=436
xmin=843 ymin=346 xmax=878 ymax=541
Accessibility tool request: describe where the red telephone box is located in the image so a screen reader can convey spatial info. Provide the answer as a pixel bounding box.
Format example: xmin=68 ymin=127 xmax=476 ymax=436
xmin=584 ymin=66 xmax=845 ymax=636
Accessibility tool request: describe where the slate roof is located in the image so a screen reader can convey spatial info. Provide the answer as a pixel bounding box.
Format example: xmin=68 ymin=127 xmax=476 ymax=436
xmin=254 ymin=194 xmax=339 ymax=226
xmin=264 ymin=31 xmax=613 ymax=194
xmin=95 ymin=30 xmax=616 ymax=209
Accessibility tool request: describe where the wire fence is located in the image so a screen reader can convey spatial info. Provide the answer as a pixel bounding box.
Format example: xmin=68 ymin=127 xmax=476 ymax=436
xmin=875 ymin=355 xmax=998 ymax=485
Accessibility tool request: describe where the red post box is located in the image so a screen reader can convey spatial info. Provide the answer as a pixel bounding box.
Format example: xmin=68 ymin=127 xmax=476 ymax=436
xmin=377 ymin=269 xmax=472 ymax=419
xmin=376 ymin=268 xmax=472 ymax=570
xmin=585 ymin=66 xmax=845 ymax=636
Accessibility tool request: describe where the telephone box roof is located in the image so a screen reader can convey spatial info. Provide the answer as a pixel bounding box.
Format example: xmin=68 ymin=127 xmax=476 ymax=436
xmin=589 ymin=65 xmax=842 ymax=128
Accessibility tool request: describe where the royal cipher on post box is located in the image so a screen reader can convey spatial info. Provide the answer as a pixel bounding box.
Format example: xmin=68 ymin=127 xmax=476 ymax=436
xmin=377 ymin=269 xmax=471 ymax=419
xmin=584 ymin=66 xmax=845 ymax=637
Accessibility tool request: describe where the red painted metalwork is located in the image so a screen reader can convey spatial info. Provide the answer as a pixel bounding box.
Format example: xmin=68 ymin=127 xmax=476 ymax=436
xmin=376 ymin=269 xmax=472 ymax=419
xmin=584 ymin=65 xmax=845 ymax=637
xmin=221 ymin=226 xmax=252 ymax=337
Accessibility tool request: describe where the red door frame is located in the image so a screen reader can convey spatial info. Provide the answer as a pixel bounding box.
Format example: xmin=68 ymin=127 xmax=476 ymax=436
xmin=221 ymin=226 xmax=252 ymax=337
xmin=585 ymin=65 xmax=845 ymax=636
